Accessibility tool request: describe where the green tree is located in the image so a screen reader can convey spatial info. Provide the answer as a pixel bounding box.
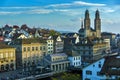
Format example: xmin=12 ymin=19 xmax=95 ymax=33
xmin=49 ymin=29 xmax=60 ymax=36
xmin=51 ymin=73 xmax=81 ymax=80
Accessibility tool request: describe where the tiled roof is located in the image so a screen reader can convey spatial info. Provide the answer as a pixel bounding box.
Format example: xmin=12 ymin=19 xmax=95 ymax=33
xmin=0 ymin=42 xmax=13 ymax=49
xmin=66 ymin=50 xmax=80 ymax=57
xmin=13 ymin=38 xmax=46 ymax=44
xmin=100 ymin=55 xmax=120 ymax=75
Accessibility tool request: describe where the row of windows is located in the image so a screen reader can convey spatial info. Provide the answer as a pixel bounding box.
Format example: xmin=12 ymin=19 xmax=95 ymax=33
xmin=23 ymin=46 xmax=46 ymax=52
xmin=80 ymin=51 xmax=92 ymax=55
xmin=86 ymin=70 xmax=101 ymax=76
xmin=53 ymin=57 xmax=67 ymax=61
xmin=1 ymin=60 xmax=14 ymax=63
xmin=48 ymin=51 xmax=53 ymax=53
xmin=0 ymin=53 xmax=14 ymax=58
xmin=93 ymin=63 xmax=102 ymax=68
xmin=74 ymin=56 xmax=81 ymax=60
xmin=48 ymin=47 xmax=53 ymax=49
xmin=47 ymin=40 xmax=53 ymax=43
xmin=74 ymin=62 xmax=81 ymax=66
xmin=48 ymin=44 xmax=53 ymax=46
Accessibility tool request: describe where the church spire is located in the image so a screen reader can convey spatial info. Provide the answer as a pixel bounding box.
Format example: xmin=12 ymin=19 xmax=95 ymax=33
xmin=85 ymin=9 xmax=90 ymax=19
xmin=94 ymin=9 xmax=101 ymax=38
xmin=95 ymin=9 xmax=100 ymax=19
xmin=81 ymin=18 xmax=84 ymax=29
xmin=84 ymin=9 xmax=90 ymax=37
xmin=84 ymin=9 xmax=90 ymax=30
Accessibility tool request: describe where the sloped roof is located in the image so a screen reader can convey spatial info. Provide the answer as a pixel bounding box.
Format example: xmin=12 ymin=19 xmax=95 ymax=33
xmin=66 ymin=50 xmax=80 ymax=57
xmin=0 ymin=42 xmax=13 ymax=49
xmin=100 ymin=55 xmax=120 ymax=75
xmin=12 ymin=38 xmax=46 ymax=44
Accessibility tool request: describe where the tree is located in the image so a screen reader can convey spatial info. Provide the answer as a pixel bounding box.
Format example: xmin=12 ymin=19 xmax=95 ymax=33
xmin=49 ymin=29 xmax=60 ymax=36
xmin=51 ymin=73 xmax=81 ymax=80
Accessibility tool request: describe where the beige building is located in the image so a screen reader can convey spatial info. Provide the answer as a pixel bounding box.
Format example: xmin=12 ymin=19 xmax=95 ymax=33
xmin=75 ymin=37 xmax=109 ymax=63
xmin=11 ymin=38 xmax=47 ymax=68
xmin=0 ymin=43 xmax=16 ymax=72
xmin=79 ymin=9 xmax=101 ymax=38
xmin=44 ymin=53 xmax=70 ymax=73
xmin=101 ymin=32 xmax=116 ymax=46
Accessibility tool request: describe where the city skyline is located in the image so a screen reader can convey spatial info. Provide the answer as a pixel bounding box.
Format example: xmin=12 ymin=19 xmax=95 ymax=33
xmin=0 ymin=0 xmax=120 ymax=33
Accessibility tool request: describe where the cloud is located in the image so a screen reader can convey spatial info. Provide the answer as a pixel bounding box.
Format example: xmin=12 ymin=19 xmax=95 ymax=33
xmin=0 ymin=11 xmax=22 ymax=15
xmin=73 ymin=1 xmax=106 ymax=7
xmin=46 ymin=1 xmax=106 ymax=8
xmin=0 ymin=6 xmax=38 ymax=9
xmin=0 ymin=8 xmax=53 ymax=15
xmin=28 ymin=9 xmax=53 ymax=14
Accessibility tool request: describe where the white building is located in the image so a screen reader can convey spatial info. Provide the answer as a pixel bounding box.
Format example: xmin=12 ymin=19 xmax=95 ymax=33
xmin=47 ymin=36 xmax=54 ymax=54
xmin=67 ymin=50 xmax=81 ymax=67
xmin=82 ymin=54 xmax=120 ymax=80
xmin=44 ymin=53 xmax=70 ymax=73
xmin=82 ymin=58 xmax=105 ymax=80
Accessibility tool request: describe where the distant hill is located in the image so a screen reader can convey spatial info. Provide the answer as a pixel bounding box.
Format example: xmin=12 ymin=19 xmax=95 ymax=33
xmin=58 ymin=31 xmax=75 ymax=33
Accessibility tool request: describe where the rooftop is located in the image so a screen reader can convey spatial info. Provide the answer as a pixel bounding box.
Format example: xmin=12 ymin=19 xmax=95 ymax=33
xmin=100 ymin=55 xmax=120 ymax=75
xmin=13 ymin=38 xmax=47 ymax=44
xmin=50 ymin=53 xmax=67 ymax=57
xmin=0 ymin=42 xmax=13 ymax=49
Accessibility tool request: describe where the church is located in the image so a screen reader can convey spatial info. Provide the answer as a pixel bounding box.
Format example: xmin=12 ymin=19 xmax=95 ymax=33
xmin=78 ymin=9 xmax=101 ymax=38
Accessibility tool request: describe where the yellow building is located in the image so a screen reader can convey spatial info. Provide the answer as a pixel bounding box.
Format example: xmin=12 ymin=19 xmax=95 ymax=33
xmin=0 ymin=43 xmax=16 ymax=72
xmin=11 ymin=38 xmax=47 ymax=68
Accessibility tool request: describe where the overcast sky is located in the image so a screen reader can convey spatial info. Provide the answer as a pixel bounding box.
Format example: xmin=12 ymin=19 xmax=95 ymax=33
xmin=0 ymin=0 xmax=120 ymax=33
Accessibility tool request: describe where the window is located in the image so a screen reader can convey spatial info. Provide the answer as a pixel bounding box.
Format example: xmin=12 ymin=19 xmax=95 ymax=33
xmin=36 ymin=47 xmax=38 ymax=51
xmin=48 ymin=44 xmax=50 ymax=46
xmin=74 ymin=57 xmax=75 ymax=60
xmin=0 ymin=53 xmax=3 ymax=58
xmin=10 ymin=53 xmax=13 ymax=57
xmin=98 ymin=64 xmax=101 ymax=68
xmin=32 ymin=47 xmax=34 ymax=51
xmin=6 ymin=53 xmax=8 ymax=58
xmin=89 ymin=51 xmax=91 ymax=55
xmin=40 ymin=46 xmax=42 ymax=50
xmin=43 ymin=46 xmax=46 ymax=50
xmin=24 ymin=47 xmax=26 ymax=51
xmin=89 ymin=46 xmax=91 ymax=49
xmin=27 ymin=47 xmax=30 ymax=51
xmin=85 ymin=78 xmax=91 ymax=80
xmin=86 ymin=70 xmax=92 ymax=75
xmin=97 ymin=72 xmax=101 ymax=76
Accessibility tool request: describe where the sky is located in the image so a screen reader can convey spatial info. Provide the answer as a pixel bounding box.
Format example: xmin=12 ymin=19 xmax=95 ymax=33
xmin=0 ymin=0 xmax=120 ymax=33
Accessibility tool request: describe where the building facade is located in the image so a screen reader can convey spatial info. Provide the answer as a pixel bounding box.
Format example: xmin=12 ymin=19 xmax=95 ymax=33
xmin=82 ymin=58 xmax=105 ymax=80
xmin=75 ymin=37 xmax=109 ymax=63
xmin=47 ymin=36 xmax=54 ymax=54
xmin=53 ymin=36 xmax=64 ymax=53
xmin=0 ymin=43 xmax=16 ymax=72
xmin=11 ymin=38 xmax=47 ymax=69
xmin=68 ymin=51 xmax=81 ymax=67
xmin=44 ymin=53 xmax=70 ymax=73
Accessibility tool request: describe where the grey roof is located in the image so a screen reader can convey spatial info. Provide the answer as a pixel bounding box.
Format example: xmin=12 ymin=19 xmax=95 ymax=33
xmin=50 ymin=53 xmax=67 ymax=57
xmin=66 ymin=50 xmax=80 ymax=57
xmin=100 ymin=55 xmax=120 ymax=75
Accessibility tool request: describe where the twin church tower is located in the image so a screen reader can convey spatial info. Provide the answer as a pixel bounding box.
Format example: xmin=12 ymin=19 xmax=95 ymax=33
xmin=79 ymin=9 xmax=101 ymax=38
